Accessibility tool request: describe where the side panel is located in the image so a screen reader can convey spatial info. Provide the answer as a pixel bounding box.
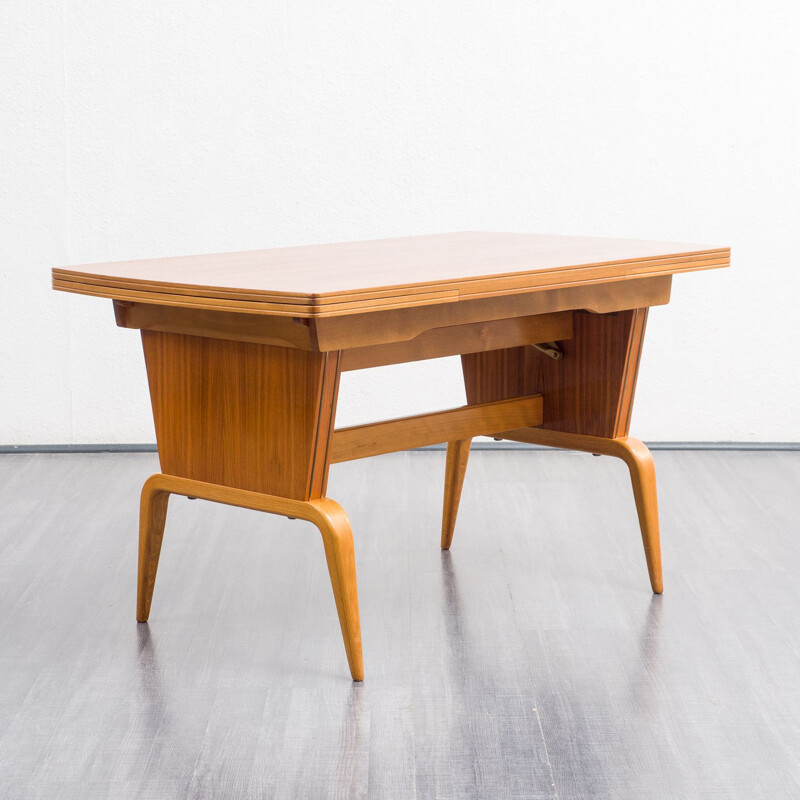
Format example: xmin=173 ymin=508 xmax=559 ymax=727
xmin=141 ymin=331 xmax=340 ymax=499
xmin=461 ymin=308 xmax=648 ymax=438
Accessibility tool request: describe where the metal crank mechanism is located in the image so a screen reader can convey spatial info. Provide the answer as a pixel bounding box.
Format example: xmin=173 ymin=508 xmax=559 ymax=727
xmin=532 ymin=341 xmax=563 ymax=360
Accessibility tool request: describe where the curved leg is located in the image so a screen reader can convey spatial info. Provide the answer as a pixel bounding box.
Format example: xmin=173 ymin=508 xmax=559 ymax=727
xmin=493 ymin=429 xmax=663 ymax=594
xmin=308 ymin=499 xmax=364 ymax=681
xmin=615 ymin=437 xmax=662 ymax=594
xmin=133 ymin=474 xmax=364 ymax=680
xmin=137 ymin=476 xmax=170 ymax=622
xmin=441 ymin=438 xmax=471 ymax=550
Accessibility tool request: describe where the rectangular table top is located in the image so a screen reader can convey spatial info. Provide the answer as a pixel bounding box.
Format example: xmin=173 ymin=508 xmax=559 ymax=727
xmin=53 ymin=232 xmax=729 ymax=317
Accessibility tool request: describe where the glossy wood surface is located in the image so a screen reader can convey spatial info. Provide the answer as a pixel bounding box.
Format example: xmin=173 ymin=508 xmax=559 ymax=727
xmin=136 ymin=472 xmax=363 ymax=681
xmin=141 ymin=331 xmax=341 ymax=500
xmin=462 ymin=308 xmax=648 ymax=438
xmin=53 ymin=232 xmax=729 ymax=316
xmin=331 ymin=396 xmax=542 ymax=464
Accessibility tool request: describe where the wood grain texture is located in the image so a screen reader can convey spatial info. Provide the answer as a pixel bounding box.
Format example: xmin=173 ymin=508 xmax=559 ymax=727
xmin=462 ymin=308 xmax=648 ymax=438
xmin=340 ymin=311 xmax=573 ymax=371
xmin=311 ymin=276 xmax=670 ymax=349
xmin=141 ymin=331 xmax=341 ymax=500
xmin=115 ymin=300 xmax=316 ymax=350
xmin=136 ymin=473 xmax=363 ymax=681
xmin=616 ymin=308 xmax=648 ymax=436
xmin=136 ymin=479 xmax=169 ymax=622
xmin=111 ymin=281 xmax=661 ymax=354
xmin=53 ymin=232 xmax=729 ymax=316
xmin=498 ymin=428 xmax=662 ymax=593
xmin=440 ymin=439 xmax=471 ymax=550
xmin=455 ymin=309 xmax=656 ymax=592
xmin=330 ymin=396 xmax=542 ymax=464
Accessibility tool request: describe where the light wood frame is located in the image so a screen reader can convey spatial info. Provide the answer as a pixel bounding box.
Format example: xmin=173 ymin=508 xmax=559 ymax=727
xmin=444 ymin=306 xmax=662 ymax=594
xmin=133 ymin=293 xmax=664 ymax=680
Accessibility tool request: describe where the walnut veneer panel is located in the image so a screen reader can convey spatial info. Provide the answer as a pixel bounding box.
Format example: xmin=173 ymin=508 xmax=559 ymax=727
xmin=141 ymin=331 xmax=340 ymax=500
xmin=462 ymin=308 xmax=648 ymax=438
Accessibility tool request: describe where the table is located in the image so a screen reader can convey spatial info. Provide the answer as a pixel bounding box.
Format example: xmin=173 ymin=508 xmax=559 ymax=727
xmin=53 ymin=232 xmax=730 ymax=681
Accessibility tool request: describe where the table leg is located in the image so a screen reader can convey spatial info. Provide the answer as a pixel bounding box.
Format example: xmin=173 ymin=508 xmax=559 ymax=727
xmin=136 ymin=478 xmax=169 ymax=623
xmin=457 ymin=308 xmax=663 ymax=593
xmin=136 ymin=474 xmax=364 ymax=680
xmin=441 ymin=438 xmax=471 ymax=549
xmin=136 ymin=331 xmax=363 ymax=679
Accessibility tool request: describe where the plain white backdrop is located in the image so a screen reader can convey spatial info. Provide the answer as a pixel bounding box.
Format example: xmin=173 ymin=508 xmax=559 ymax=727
xmin=1 ymin=1 xmax=798 ymax=444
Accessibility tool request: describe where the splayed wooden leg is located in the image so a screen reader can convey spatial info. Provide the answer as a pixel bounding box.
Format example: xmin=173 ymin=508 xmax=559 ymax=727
xmin=441 ymin=438 xmax=472 ymax=550
xmin=310 ymin=498 xmax=363 ymax=680
xmin=617 ymin=437 xmax=662 ymax=594
xmin=136 ymin=475 xmax=170 ymax=622
xmin=134 ymin=474 xmax=364 ymax=680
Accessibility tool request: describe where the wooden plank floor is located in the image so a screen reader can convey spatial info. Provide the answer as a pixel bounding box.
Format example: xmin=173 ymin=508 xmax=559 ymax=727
xmin=0 ymin=450 xmax=799 ymax=799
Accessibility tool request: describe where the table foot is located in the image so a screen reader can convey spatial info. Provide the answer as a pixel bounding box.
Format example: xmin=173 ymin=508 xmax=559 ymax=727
xmin=617 ymin=437 xmax=663 ymax=594
xmin=134 ymin=474 xmax=364 ymax=681
xmin=312 ymin=498 xmax=364 ymax=681
xmin=137 ymin=476 xmax=170 ymax=622
xmin=441 ymin=438 xmax=471 ymax=549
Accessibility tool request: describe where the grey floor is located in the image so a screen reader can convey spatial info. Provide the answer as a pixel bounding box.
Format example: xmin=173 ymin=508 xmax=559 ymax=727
xmin=1 ymin=450 xmax=799 ymax=799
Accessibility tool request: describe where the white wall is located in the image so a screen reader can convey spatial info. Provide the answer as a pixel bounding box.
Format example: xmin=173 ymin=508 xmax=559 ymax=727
xmin=1 ymin=1 xmax=799 ymax=444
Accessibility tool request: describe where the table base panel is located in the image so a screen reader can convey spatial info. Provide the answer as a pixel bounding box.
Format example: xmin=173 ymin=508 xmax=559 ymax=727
xmin=462 ymin=307 xmax=648 ymax=438
xmin=141 ymin=331 xmax=341 ymax=500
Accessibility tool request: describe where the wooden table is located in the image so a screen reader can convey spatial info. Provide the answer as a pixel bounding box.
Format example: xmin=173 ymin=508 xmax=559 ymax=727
xmin=53 ymin=232 xmax=729 ymax=681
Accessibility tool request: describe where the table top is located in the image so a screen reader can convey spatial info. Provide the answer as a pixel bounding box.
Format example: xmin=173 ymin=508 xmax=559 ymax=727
xmin=53 ymin=232 xmax=729 ymax=317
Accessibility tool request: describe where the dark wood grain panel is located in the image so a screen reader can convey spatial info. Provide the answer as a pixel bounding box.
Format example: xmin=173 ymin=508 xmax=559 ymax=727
xmin=141 ymin=331 xmax=340 ymax=500
xmin=462 ymin=308 xmax=648 ymax=438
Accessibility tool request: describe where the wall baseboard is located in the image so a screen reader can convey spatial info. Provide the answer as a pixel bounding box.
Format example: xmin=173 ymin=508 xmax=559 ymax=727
xmin=1 ymin=441 xmax=799 ymax=454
